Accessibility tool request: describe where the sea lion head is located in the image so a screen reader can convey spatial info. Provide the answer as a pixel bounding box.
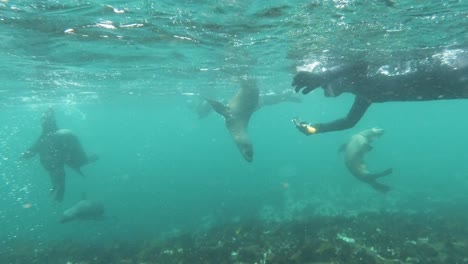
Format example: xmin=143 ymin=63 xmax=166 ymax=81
xmin=370 ymin=127 xmax=384 ymax=135
xmin=41 ymin=107 xmax=58 ymax=134
xmin=364 ymin=127 xmax=385 ymax=141
xmin=234 ymin=135 xmax=253 ymax=162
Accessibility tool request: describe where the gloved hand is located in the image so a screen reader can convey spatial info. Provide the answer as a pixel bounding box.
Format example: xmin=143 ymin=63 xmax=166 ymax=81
xmin=291 ymin=72 xmax=323 ymax=94
xmin=292 ymin=117 xmax=317 ymax=135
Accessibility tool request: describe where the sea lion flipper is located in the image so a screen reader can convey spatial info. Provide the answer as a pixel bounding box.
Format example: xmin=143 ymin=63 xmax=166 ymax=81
xmin=206 ymin=99 xmax=231 ymax=119
xmin=72 ymin=153 xmax=98 ymax=177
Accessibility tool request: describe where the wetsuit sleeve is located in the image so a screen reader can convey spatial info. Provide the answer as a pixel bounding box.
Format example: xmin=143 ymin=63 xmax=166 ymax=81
xmin=312 ymin=96 xmax=371 ymax=133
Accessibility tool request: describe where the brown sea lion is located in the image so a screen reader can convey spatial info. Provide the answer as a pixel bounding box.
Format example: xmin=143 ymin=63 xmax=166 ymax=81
xmin=207 ymin=79 xmax=259 ymax=162
xmin=340 ymin=128 xmax=393 ymax=192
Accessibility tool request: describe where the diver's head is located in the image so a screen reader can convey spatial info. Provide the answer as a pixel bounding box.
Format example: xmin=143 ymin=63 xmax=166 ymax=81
xmin=234 ymin=136 xmax=253 ymax=162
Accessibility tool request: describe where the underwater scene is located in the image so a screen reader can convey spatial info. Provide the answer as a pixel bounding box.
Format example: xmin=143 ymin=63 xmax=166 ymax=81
xmin=1 ymin=0 xmax=468 ymax=263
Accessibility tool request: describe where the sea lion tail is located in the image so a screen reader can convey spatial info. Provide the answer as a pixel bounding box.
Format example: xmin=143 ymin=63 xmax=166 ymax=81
xmin=367 ymin=168 xmax=393 ymax=193
xmin=370 ymin=168 xmax=393 ymax=179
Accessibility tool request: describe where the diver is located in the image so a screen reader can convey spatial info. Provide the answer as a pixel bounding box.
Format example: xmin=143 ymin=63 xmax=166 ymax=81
xmin=291 ymin=49 xmax=468 ymax=134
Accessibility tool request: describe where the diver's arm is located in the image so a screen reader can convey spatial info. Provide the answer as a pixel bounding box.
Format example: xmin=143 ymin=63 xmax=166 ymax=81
xmin=313 ymin=96 xmax=371 ymax=133
xmin=327 ymin=61 xmax=368 ymax=79
xmin=294 ymin=96 xmax=371 ymax=134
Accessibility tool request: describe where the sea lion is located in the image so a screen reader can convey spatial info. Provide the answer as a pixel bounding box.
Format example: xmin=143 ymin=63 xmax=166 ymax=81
xmin=194 ymin=91 xmax=300 ymax=119
xmin=207 ymin=79 xmax=259 ymax=162
xmin=60 ymin=198 xmax=105 ymax=224
xmin=20 ymin=108 xmax=98 ymax=202
xmin=340 ymin=128 xmax=393 ymax=192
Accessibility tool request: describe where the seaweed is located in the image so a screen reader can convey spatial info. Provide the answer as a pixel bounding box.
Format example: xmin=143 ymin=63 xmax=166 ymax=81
xmin=2 ymin=211 xmax=468 ymax=264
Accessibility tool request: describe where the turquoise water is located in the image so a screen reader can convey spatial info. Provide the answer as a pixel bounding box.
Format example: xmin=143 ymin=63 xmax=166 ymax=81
xmin=1 ymin=0 xmax=468 ymax=262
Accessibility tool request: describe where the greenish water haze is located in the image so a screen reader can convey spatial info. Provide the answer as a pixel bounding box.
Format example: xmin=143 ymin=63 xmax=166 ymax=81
xmin=1 ymin=0 xmax=468 ymax=254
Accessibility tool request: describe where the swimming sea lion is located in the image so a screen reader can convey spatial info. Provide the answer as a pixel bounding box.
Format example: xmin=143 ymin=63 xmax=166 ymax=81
xmin=20 ymin=108 xmax=98 ymax=202
xmin=340 ymin=128 xmax=393 ymax=192
xmin=194 ymin=91 xmax=300 ymax=119
xmin=60 ymin=199 xmax=105 ymax=224
xmin=207 ymin=79 xmax=259 ymax=162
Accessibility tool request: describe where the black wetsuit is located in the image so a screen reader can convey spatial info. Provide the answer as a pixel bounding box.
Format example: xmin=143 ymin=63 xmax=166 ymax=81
xmin=292 ymin=52 xmax=468 ymax=133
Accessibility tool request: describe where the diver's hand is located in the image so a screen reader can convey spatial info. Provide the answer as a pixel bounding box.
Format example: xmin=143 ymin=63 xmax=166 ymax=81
xmin=292 ymin=72 xmax=320 ymax=94
xmin=291 ymin=117 xmax=317 ymax=135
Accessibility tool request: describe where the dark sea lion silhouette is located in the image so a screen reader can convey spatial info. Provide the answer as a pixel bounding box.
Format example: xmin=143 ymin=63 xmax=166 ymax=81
xmin=60 ymin=198 xmax=105 ymax=224
xmin=340 ymin=128 xmax=393 ymax=192
xmin=207 ymin=79 xmax=259 ymax=162
xmin=20 ymin=108 xmax=98 ymax=202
